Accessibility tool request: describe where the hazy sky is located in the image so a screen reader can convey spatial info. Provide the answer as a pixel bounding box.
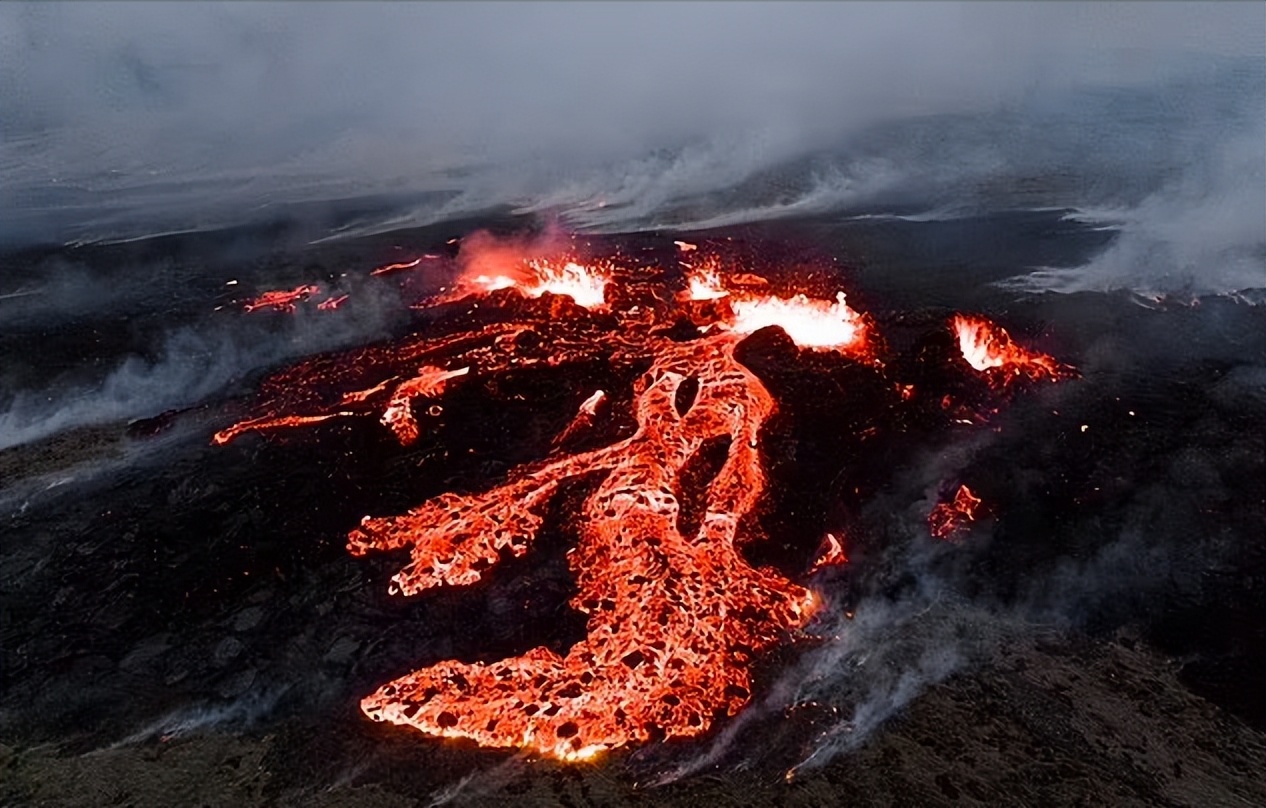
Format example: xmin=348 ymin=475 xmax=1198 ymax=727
xmin=3 ymin=2 xmax=1260 ymax=166
xmin=0 ymin=2 xmax=1262 ymax=250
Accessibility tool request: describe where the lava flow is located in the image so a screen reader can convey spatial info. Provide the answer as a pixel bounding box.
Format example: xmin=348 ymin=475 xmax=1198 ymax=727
xmin=380 ymin=365 xmax=470 ymax=445
xmin=213 ymin=237 xmax=1074 ymax=761
xmin=242 ymin=284 xmax=320 ymax=313
xmin=808 ymin=533 xmax=848 ymax=574
xmin=928 ymin=484 xmax=983 ymax=541
xmin=353 ymin=332 xmax=827 ymax=760
xmin=371 ymin=256 xmax=430 ymax=276
xmin=317 ymin=293 xmax=349 ymax=311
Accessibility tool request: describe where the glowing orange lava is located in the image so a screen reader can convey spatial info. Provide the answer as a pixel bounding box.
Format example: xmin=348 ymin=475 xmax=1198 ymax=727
xmin=353 ymin=333 xmax=822 ymax=759
xmin=953 ymin=315 xmax=1074 ymax=387
xmin=808 ymin=533 xmax=848 ymax=574
xmin=212 ymin=412 xmax=354 ymax=446
xmin=242 ymin=284 xmax=320 ymax=313
xmin=687 ymin=267 xmax=869 ymax=351
xmin=371 ymin=257 xmax=424 ymax=276
xmin=927 ymin=484 xmax=983 ymax=541
xmin=466 ymin=258 xmax=609 ymax=310
xmin=686 ymin=268 xmax=728 ymax=302
xmin=213 ymin=242 xmax=1072 ymax=762
xmin=380 ymin=366 xmax=470 ymax=445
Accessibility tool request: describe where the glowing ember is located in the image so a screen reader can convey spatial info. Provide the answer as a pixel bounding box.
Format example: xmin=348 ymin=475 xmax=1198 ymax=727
xmin=552 ymin=390 xmax=607 ymax=450
xmin=674 ymin=240 xmax=698 ymax=252
xmin=953 ymin=315 xmax=1074 ymax=386
xmin=577 ymin=389 xmax=605 ymax=417
xmin=242 ymin=284 xmax=320 ymax=313
xmin=928 ymin=484 xmax=983 ymax=541
xmin=729 ymin=272 xmax=770 ymax=290
xmin=353 ymin=334 xmax=817 ymax=759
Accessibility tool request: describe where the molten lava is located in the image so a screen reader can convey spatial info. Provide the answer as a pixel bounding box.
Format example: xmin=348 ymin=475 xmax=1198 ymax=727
xmin=731 ymin=292 xmax=866 ymax=349
xmin=371 ymin=257 xmax=425 ymax=276
xmin=953 ymin=315 xmax=1074 ymax=386
xmin=353 ymin=333 xmax=822 ymax=759
xmin=213 ymin=240 xmax=1074 ymax=762
xmin=380 ymin=366 xmax=470 ymax=445
xmin=928 ymin=484 xmax=983 ymax=541
xmin=317 ymin=294 xmax=349 ymax=311
xmin=242 ymin=284 xmax=320 ymax=313
xmin=686 ymin=268 xmax=869 ymax=351
xmin=465 ymin=258 xmax=609 ymax=310
xmin=809 ymin=533 xmax=849 ymax=574
xmin=687 ymin=269 xmax=729 ymax=301
xmin=212 ymin=412 xmax=355 ymax=446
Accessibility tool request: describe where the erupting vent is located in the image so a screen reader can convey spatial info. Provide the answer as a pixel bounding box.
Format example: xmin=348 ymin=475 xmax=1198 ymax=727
xmin=953 ymin=314 xmax=1074 ymax=386
xmin=467 ymin=258 xmax=612 ymax=309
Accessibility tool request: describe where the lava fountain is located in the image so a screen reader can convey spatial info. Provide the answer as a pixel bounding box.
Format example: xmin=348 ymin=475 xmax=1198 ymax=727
xmin=953 ymin=314 xmax=1075 ymax=386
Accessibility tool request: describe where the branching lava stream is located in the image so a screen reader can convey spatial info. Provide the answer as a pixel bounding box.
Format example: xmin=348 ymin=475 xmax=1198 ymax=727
xmin=354 ymin=333 xmax=822 ymax=759
xmin=213 ymin=237 xmax=1074 ymax=761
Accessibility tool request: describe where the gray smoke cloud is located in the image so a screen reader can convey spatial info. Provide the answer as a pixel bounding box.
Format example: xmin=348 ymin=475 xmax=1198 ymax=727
xmin=2 ymin=2 xmax=1262 ymax=290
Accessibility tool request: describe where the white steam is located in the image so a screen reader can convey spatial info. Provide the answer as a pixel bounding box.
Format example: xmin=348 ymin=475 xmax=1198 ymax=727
xmin=1005 ymin=120 xmax=1266 ymax=296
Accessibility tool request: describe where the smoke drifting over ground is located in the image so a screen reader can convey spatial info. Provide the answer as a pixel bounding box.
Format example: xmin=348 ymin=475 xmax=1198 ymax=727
xmin=0 ymin=267 xmax=401 ymax=451
xmin=3 ymin=3 xmax=1261 ymax=292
